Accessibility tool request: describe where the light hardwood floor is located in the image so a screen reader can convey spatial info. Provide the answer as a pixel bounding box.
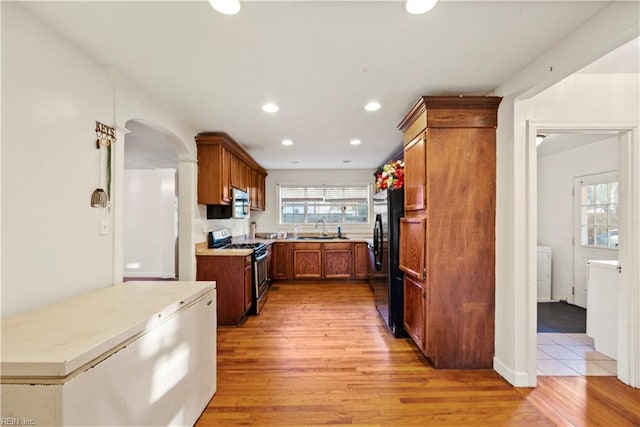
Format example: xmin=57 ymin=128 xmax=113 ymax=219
xmin=196 ymin=282 xmax=640 ymax=426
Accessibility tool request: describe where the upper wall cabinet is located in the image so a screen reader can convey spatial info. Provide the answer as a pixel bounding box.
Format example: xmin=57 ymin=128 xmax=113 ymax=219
xmin=195 ymin=132 xmax=267 ymax=210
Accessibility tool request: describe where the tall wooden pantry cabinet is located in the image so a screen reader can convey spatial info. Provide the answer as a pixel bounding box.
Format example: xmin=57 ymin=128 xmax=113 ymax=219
xmin=398 ymin=96 xmax=502 ymax=369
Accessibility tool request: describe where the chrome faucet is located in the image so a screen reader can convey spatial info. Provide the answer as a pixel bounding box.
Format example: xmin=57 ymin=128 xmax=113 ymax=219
xmin=314 ymin=219 xmax=327 ymax=236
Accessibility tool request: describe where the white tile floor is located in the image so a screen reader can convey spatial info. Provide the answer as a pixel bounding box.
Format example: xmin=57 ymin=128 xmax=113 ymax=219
xmin=537 ymin=333 xmax=617 ymax=376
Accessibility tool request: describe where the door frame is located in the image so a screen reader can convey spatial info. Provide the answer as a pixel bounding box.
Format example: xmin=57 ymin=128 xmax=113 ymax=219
xmin=527 ymin=121 xmax=639 ymax=387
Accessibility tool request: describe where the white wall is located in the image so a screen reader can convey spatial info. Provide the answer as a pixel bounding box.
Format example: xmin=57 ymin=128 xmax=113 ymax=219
xmin=492 ymin=0 xmax=639 ymax=386
xmin=537 ymin=136 xmax=619 ymax=301
xmin=2 ymin=3 xmax=114 ymax=316
xmin=253 ymin=169 xmax=377 ymax=239
xmin=202 ymin=213 xmax=251 ymax=240
xmin=1 ymin=3 xmax=201 ymax=317
xmin=124 ymin=169 xmax=177 ymax=278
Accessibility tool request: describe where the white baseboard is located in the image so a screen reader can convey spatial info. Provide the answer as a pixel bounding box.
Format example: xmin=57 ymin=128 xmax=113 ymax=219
xmin=493 ymin=357 xmax=534 ymax=387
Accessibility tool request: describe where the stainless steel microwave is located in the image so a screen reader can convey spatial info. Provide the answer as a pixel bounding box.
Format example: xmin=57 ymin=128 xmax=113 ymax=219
xmin=232 ymin=188 xmax=249 ymax=218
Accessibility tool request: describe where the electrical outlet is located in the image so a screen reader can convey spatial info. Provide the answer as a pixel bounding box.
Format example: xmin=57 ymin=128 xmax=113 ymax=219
xmin=100 ymin=217 xmax=109 ymax=235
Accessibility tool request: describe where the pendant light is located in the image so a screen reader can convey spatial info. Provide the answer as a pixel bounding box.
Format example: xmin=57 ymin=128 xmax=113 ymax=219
xmin=208 ymin=0 xmax=241 ymax=15
xmin=405 ymin=0 xmax=438 ymax=14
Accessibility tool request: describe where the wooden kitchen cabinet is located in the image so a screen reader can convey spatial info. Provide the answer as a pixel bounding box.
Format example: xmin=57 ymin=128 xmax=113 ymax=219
xmin=255 ymin=172 xmax=266 ymax=210
xmin=196 ymin=254 xmax=253 ymax=326
xmin=324 ymin=242 xmax=353 ymax=279
xmin=196 ymin=142 xmax=231 ymax=205
xmin=230 ymin=154 xmax=248 ymax=191
xmin=403 ymin=275 xmax=426 ymax=352
xmin=403 ymin=133 xmax=426 ymax=212
xmin=272 ymin=242 xmax=290 ymax=280
xmin=266 ymin=244 xmax=273 ymax=286
xmin=353 ymin=242 xmax=369 ymax=279
xmin=195 ymin=132 xmax=267 ymax=207
xmin=243 ymin=256 xmax=252 ymax=314
xmin=399 ymin=216 xmax=426 ymax=281
xmin=272 ymin=240 xmax=371 ymax=282
xmin=293 ymin=243 xmax=323 ymax=279
xmin=249 ymin=168 xmax=267 ymax=211
xmin=397 ymin=96 xmax=501 ymax=369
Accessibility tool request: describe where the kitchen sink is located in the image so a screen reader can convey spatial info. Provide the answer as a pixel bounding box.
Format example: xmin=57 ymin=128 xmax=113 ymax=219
xmin=286 ymin=235 xmax=349 ymax=240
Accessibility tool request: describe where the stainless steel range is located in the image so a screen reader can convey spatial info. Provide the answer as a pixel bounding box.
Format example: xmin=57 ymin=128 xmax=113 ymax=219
xmin=208 ymin=229 xmax=269 ymax=314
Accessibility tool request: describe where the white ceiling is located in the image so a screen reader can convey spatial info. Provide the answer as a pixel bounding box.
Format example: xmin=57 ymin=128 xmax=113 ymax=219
xmin=22 ymin=1 xmax=637 ymax=170
xmin=537 ymin=132 xmax=619 ymax=158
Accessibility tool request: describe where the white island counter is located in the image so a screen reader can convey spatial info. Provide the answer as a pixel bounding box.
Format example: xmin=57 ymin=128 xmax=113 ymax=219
xmin=1 ymin=281 xmax=217 ymax=426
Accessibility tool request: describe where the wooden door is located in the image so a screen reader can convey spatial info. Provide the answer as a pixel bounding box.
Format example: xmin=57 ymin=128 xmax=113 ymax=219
xmin=293 ymin=243 xmax=322 ymax=279
xmin=249 ymin=169 xmax=258 ymax=209
xmin=197 ymin=144 xmax=230 ymax=205
xmin=230 ymin=154 xmax=246 ymax=190
xmin=403 ymin=133 xmax=426 ymax=211
xmin=221 ymin=147 xmax=231 ymax=203
xmin=324 ymin=242 xmax=353 ymax=278
xmin=399 ymin=216 xmax=426 ymax=281
xmin=257 ymin=173 xmax=266 ymax=210
xmin=272 ymin=242 xmax=290 ymax=280
xmin=353 ymin=243 xmax=369 ymax=279
xmin=266 ymin=244 xmax=273 ymax=285
xmin=403 ymin=275 xmax=426 ymax=351
xmin=244 ymin=256 xmax=252 ymax=313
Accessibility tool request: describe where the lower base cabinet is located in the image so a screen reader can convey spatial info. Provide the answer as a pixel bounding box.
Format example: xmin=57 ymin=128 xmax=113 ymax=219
xmin=324 ymin=242 xmax=353 ymax=278
xmin=272 ymin=242 xmax=290 ymax=280
xmin=273 ymin=241 xmax=370 ymax=281
xmin=293 ymin=243 xmax=323 ymax=279
xmin=403 ymin=275 xmax=426 ymax=351
xmin=197 ymin=255 xmax=252 ymax=325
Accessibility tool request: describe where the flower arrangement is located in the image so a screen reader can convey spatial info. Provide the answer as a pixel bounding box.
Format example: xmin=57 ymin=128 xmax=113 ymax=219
xmin=376 ymin=159 xmax=404 ymax=191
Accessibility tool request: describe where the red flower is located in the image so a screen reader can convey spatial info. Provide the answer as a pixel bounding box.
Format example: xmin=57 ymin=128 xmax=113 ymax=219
xmin=375 ymin=159 xmax=404 ymax=191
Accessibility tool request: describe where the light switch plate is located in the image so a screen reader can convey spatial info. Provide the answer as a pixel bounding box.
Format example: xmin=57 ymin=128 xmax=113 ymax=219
xmin=100 ymin=217 xmax=109 ymax=235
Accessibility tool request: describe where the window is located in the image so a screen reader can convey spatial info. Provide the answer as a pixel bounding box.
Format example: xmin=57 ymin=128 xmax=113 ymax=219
xmin=279 ymin=184 xmax=370 ymax=224
xmin=579 ymin=180 xmax=618 ymax=248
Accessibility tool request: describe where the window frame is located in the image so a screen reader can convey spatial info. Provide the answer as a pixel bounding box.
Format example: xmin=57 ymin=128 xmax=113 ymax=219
xmin=578 ymin=177 xmax=619 ymax=250
xmin=277 ymin=183 xmax=372 ymax=226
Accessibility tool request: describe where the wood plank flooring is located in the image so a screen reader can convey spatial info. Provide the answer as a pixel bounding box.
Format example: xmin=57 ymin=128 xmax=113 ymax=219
xmin=196 ymin=282 xmax=640 ymax=426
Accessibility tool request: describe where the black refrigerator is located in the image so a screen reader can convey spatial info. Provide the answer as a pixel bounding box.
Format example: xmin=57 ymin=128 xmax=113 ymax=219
xmin=371 ymin=188 xmax=405 ymax=337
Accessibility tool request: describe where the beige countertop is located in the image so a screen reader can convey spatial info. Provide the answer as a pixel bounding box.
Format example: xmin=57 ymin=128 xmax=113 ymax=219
xmin=196 ymin=237 xmax=370 ymax=256
xmin=1 ymin=281 xmax=215 ymax=379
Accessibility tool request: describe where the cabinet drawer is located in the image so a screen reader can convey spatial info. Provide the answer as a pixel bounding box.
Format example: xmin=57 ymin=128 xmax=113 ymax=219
xmin=323 ymin=242 xmax=352 ymax=250
xmin=293 ymin=242 xmax=322 ymax=250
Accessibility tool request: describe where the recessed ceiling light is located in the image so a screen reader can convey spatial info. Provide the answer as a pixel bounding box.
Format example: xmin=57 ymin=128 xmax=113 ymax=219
xmin=282 ymin=139 xmax=293 ymax=146
xmin=405 ymin=0 xmax=437 ymax=14
xmin=262 ymin=103 xmax=279 ymax=113
xmin=350 ymin=139 xmax=361 ymax=146
xmin=208 ymin=0 xmax=241 ymax=15
xmin=364 ymin=102 xmax=381 ymax=112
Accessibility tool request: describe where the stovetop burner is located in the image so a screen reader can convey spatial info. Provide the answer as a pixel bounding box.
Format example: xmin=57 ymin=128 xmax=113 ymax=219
xmin=208 ymin=229 xmax=267 ymax=253
xmin=224 ymin=242 xmax=267 ymax=250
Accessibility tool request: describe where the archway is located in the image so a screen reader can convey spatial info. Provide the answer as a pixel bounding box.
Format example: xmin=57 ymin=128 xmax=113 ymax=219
xmin=113 ymin=119 xmax=196 ymax=283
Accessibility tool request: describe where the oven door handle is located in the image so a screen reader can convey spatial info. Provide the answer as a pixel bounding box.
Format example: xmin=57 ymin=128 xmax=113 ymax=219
xmin=255 ymin=252 xmax=267 ymax=262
